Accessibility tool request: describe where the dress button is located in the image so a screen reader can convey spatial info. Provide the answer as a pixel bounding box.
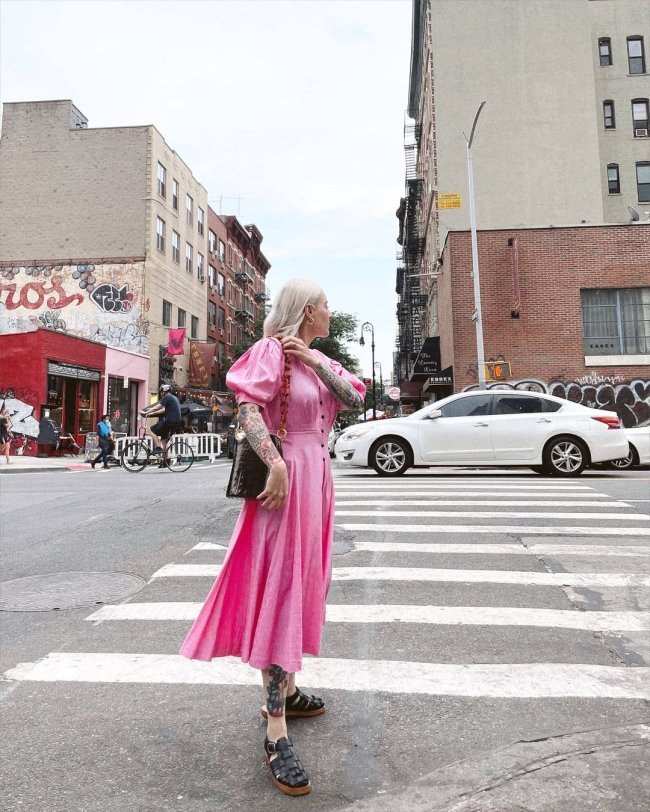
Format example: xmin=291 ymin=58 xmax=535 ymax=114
xmin=321 ymin=444 xmax=324 ymax=448
xmin=321 ymin=429 xmax=324 ymax=433
xmin=321 ymin=415 xmax=325 ymax=419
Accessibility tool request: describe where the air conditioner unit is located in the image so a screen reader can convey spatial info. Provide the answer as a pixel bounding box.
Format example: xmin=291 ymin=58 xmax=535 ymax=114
xmin=198 ymin=272 xmax=206 ymax=283
xmin=210 ymin=251 xmax=217 ymax=258
xmin=635 ymin=128 xmax=649 ymax=137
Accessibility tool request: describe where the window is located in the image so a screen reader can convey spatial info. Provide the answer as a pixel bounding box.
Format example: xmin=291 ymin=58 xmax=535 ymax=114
xmin=581 ymin=288 xmax=650 ymax=355
xmin=186 ymin=194 xmax=193 ymax=225
xmin=603 ymin=100 xmax=615 ymax=129
xmin=208 ymin=229 xmax=216 ymax=254
xmin=598 ymin=37 xmax=612 ymax=66
xmin=439 ymin=395 xmax=492 ymax=418
xmin=185 ymin=242 xmax=193 ymax=273
xmin=627 ymin=37 xmax=646 ymax=74
xmin=227 ymin=243 xmax=232 ymax=266
xmin=637 ymin=162 xmax=650 ymax=202
xmin=197 ymin=252 xmax=205 ymax=280
xmin=162 ymin=299 xmax=172 ymax=327
xmin=157 ymin=162 xmax=166 ymax=198
xmin=156 ymin=216 xmax=166 ymax=253
xmin=172 ymin=230 xmax=180 ymax=264
xmin=209 ymin=265 xmax=216 ymax=288
xmin=632 ymin=99 xmax=649 ymax=135
xmin=218 ymin=342 xmax=226 ymax=363
xmin=209 ymin=301 xmax=217 ymax=327
xmin=494 ymin=396 xmax=561 ymax=415
xmin=607 ymin=163 xmax=620 ymax=194
xmin=191 ymin=315 xmax=199 ymax=340
xmin=197 ymin=207 xmax=204 ymax=236
xmin=172 ymin=179 xmax=179 ymax=211
xmin=218 ymin=272 xmax=225 ymax=297
xmin=218 ymin=307 xmax=226 ymax=332
xmin=178 ymin=308 xmax=186 ymax=328
xmin=219 ymin=239 xmax=226 ymax=263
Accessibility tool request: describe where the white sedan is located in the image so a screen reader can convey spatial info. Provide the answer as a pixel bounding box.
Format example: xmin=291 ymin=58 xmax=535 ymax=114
xmin=335 ymin=390 xmax=629 ymax=477
xmin=603 ymin=416 xmax=650 ymax=470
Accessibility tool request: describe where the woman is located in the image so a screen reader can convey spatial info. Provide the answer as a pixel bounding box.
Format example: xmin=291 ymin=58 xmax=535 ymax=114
xmin=180 ymin=279 xmax=365 ymax=796
xmin=0 ymin=407 xmax=13 ymax=464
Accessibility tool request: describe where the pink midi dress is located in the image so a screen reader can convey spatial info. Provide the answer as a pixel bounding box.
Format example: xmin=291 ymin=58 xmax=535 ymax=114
xmin=179 ymin=337 xmax=365 ymax=673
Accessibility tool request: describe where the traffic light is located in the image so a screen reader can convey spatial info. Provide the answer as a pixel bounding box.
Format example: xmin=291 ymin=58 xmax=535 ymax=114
xmin=485 ymin=361 xmax=511 ymax=381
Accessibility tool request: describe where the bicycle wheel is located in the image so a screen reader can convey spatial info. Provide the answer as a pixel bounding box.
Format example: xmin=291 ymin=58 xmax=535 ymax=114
xmin=164 ymin=437 xmax=194 ymax=472
xmin=121 ymin=440 xmax=149 ymax=472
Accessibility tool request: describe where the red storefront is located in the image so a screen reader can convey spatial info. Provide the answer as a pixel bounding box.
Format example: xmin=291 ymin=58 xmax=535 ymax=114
xmin=0 ymin=329 xmax=106 ymax=454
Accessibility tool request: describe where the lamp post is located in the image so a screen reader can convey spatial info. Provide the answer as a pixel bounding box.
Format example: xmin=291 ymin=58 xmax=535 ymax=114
xmin=374 ymin=361 xmax=383 ymax=411
xmin=465 ymin=101 xmax=487 ymax=390
xmin=359 ymin=321 xmax=376 ymax=419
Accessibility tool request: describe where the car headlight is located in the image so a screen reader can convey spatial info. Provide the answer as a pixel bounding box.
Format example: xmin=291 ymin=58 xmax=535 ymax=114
xmin=342 ymin=427 xmax=376 ymax=441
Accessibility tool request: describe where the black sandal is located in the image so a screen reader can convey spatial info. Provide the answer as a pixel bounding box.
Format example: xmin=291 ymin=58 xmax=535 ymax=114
xmin=260 ymin=687 xmax=326 ymax=719
xmin=264 ymin=736 xmax=311 ymax=796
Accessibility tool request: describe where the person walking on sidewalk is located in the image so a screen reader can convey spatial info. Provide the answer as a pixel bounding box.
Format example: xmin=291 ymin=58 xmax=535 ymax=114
xmin=0 ymin=407 xmax=13 ymax=464
xmin=91 ymin=415 xmax=114 ymax=469
xmin=180 ymin=279 xmax=365 ymax=796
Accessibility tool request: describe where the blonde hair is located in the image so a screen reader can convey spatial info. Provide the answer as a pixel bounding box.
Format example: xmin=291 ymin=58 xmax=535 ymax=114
xmin=263 ymin=278 xmax=325 ymax=337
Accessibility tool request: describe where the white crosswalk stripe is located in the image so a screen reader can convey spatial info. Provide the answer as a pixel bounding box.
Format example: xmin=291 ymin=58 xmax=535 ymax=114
xmin=4 ymin=473 xmax=650 ymax=703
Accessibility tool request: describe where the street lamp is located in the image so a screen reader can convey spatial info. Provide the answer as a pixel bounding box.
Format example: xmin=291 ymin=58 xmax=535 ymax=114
xmin=374 ymin=361 xmax=383 ymax=410
xmin=359 ymin=321 xmax=376 ymax=419
xmin=465 ymin=100 xmax=487 ymax=390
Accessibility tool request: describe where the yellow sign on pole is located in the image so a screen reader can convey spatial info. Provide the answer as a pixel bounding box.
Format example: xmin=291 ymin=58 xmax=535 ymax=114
xmin=438 ymin=193 xmax=462 ymax=209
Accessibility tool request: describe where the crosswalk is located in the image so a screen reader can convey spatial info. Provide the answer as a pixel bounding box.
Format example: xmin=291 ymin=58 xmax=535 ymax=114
xmin=5 ymin=472 xmax=650 ymax=703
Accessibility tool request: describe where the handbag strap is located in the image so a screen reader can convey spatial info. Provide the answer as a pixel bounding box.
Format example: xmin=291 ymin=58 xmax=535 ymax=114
xmin=276 ymin=352 xmax=291 ymax=441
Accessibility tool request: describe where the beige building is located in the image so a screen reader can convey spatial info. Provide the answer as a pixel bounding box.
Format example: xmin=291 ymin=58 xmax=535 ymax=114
xmin=396 ymin=0 xmax=650 ymax=384
xmin=0 ymin=99 xmax=208 ymax=395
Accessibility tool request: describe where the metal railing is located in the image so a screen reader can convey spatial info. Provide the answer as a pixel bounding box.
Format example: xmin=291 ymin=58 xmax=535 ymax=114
xmin=114 ymin=432 xmax=222 ymax=462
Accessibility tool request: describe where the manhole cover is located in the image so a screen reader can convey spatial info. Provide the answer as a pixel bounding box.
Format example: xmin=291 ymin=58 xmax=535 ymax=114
xmin=0 ymin=572 xmax=146 ymax=612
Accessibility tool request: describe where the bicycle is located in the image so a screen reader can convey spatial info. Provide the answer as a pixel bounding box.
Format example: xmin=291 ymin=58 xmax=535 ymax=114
xmin=120 ymin=420 xmax=195 ymax=473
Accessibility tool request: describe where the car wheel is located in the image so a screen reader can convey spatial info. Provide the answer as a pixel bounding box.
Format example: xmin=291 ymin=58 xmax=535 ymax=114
xmin=543 ymin=436 xmax=589 ymax=477
xmin=530 ymin=465 xmax=550 ymax=475
xmin=370 ymin=437 xmax=411 ymax=477
xmin=603 ymin=445 xmax=638 ymax=471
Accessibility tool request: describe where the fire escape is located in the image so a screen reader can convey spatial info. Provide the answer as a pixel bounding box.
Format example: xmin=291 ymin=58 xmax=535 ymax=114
xmin=395 ymin=118 xmax=425 ymax=384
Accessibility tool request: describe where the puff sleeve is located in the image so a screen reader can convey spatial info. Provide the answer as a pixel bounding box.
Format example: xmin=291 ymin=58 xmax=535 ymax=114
xmin=322 ymin=354 xmax=366 ymax=411
xmin=226 ymin=337 xmax=283 ymax=408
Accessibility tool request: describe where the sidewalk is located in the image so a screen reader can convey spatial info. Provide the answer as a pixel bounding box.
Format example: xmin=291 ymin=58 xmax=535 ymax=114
xmin=0 ymin=454 xmax=90 ymax=473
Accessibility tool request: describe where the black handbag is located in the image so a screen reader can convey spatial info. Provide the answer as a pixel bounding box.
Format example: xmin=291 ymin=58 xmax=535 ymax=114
xmin=226 ymin=352 xmax=291 ymax=499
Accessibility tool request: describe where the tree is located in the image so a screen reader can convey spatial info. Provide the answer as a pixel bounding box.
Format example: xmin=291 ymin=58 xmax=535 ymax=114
xmin=312 ymin=312 xmax=361 ymax=374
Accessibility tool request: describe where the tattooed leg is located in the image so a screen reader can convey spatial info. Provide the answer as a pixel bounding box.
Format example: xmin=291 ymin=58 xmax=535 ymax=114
xmin=313 ymin=363 xmax=363 ymax=408
xmin=238 ymin=403 xmax=283 ymax=467
xmin=262 ymin=665 xmax=289 ymax=747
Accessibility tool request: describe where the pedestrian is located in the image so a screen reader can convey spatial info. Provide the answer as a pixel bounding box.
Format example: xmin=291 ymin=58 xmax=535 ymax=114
xmin=180 ymin=279 xmax=365 ymax=796
xmin=0 ymin=407 xmax=13 ymax=464
xmin=91 ymin=414 xmax=114 ymax=469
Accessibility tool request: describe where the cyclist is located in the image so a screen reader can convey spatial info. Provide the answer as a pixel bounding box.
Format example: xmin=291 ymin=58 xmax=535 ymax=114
xmin=141 ymin=384 xmax=183 ymax=456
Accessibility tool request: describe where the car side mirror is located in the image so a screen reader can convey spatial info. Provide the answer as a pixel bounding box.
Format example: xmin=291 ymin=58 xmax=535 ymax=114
xmin=425 ymin=409 xmax=442 ymax=420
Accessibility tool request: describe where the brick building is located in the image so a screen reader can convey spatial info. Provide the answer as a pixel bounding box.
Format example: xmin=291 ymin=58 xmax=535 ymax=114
xmin=433 ymin=223 xmax=649 ymax=427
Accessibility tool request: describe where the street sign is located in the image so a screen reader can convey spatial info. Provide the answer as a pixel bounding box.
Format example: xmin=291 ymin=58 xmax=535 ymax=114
xmin=388 ymin=387 xmax=401 ymax=400
xmin=438 ymin=193 xmax=461 ymax=209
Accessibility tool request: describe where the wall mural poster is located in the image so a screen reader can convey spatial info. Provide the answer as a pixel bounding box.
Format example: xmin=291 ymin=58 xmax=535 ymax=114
xmin=0 ymin=262 xmax=150 ymax=354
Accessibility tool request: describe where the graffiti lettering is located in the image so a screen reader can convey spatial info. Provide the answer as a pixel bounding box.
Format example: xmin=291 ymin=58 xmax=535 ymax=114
xmin=463 ymin=377 xmax=650 ymax=428
xmin=0 ymin=277 xmax=84 ymax=311
xmin=90 ymin=283 xmax=134 ymax=314
xmin=38 ymin=310 xmax=67 ymax=331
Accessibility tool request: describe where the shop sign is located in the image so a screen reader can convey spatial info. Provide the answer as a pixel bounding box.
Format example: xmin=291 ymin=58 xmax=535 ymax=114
xmin=438 ymin=193 xmax=461 ymax=209
xmin=426 ymin=366 xmax=454 ymax=387
xmin=412 ymin=337 xmax=441 ymax=377
xmin=48 ymin=361 xmax=101 ymax=381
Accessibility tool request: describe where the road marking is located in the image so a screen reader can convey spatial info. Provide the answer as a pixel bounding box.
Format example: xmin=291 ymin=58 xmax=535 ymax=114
xmin=338 ymin=523 xmax=650 ymax=536
xmin=335 ymin=509 xmax=648 ymax=521
xmin=334 ymin=491 xmax=610 ymax=499
xmin=334 ymin=483 xmax=595 ymax=491
xmin=149 ymin=563 xmax=649 ymax=586
xmin=85 ymin=602 xmax=650 ymax=631
xmin=190 ymin=540 xmax=648 ymax=557
xmin=335 ymin=499 xmax=629 ymax=508
xmin=6 ymin=653 xmax=649 ymax=698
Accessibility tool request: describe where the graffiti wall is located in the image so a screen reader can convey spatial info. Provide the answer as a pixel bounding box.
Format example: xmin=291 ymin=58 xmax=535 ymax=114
xmin=0 ymin=262 xmax=149 ymax=354
xmin=463 ymin=375 xmax=649 ymax=428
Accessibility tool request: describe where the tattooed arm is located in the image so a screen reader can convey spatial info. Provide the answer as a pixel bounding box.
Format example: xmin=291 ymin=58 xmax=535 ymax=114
xmin=238 ymin=403 xmax=288 ymax=510
xmin=279 ymin=336 xmax=363 ymax=408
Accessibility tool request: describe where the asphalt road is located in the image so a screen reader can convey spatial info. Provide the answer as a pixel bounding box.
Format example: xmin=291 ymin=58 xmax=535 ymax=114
xmin=1 ymin=461 xmax=649 ymax=811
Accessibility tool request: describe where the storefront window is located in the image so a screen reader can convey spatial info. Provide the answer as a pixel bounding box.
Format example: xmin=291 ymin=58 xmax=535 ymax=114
xmin=77 ymin=380 xmax=96 ymax=432
xmin=47 ymin=375 xmax=64 ymax=427
xmin=108 ymin=377 xmax=134 ymax=434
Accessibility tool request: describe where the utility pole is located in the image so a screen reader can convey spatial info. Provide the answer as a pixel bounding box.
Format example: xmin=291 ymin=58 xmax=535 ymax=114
xmin=466 ymin=101 xmax=487 ymax=390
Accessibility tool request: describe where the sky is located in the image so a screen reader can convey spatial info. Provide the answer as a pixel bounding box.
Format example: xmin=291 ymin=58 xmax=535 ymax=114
xmin=0 ymin=0 xmax=413 ymax=382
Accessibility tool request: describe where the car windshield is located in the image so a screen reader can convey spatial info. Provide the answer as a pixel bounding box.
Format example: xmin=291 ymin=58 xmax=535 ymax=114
xmin=404 ymin=394 xmax=459 ymax=420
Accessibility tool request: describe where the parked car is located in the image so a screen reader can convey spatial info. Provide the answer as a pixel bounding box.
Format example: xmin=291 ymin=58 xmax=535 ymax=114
xmin=602 ymin=416 xmax=650 ymax=470
xmin=334 ymin=390 xmax=629 ymax=477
